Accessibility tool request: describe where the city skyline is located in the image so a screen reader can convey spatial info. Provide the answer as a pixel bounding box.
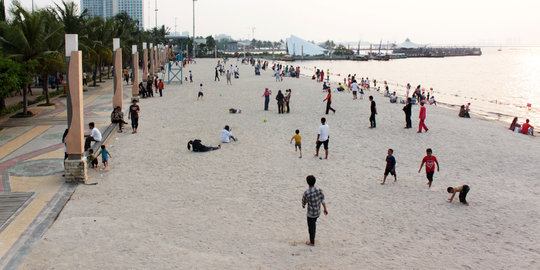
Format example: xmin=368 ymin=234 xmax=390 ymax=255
xmin=16 ymin=0 xmax=540 ymax=46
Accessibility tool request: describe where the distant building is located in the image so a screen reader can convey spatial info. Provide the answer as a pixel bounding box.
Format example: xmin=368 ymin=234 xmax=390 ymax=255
xmin=215 ymin=34 xmax=232 ymax=41
xmin=81 ymin=0 xmax=144 ymax=29
xmin=117 ymin=0 xmax=144 ymax=29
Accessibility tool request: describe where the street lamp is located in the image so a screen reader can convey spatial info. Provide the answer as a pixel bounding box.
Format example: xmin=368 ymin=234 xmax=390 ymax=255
xmin=192 ymin=0 xmax=197 ymax=58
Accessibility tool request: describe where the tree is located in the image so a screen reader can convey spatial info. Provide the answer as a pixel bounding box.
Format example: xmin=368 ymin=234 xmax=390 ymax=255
xmin=0 ymin=3 xmax=54 ymax=114
xmin=53 ymin=0 xmax=86 ymax=34
xmin=0 ymin=0 xmax=5 ymax=22
xmin=334 ymin=44 xmax=353 ymax=55
xmin=0 ymin=54 xmax=24 ymax=111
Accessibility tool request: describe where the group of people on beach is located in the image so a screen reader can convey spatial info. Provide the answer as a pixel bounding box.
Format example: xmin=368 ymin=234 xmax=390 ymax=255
xmin=138 ymin=75 xmax=164 ymax=98
xmin=509 ymin=117 xmax=535 ymax=136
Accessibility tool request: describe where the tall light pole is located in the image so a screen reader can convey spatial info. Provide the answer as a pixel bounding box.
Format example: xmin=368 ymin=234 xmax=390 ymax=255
xmin=192 ymin=0 xmax=196 ymax=58
xmin=154 ymin=0 xmax=158 ymax=29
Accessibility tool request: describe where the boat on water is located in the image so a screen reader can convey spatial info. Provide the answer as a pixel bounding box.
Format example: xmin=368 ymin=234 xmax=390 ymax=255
xmin=279 ymin=55 xmax=295 ymax=61
xmin=353 ymin=54 xmax=369 ymax=61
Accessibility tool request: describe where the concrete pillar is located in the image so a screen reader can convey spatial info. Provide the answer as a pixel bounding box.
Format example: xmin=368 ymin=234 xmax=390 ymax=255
xmin=64 ymin=34 xmax=87 ymax=183
xmin=143 ymin=42 xmax=148 ymax=81
xmin=113 ymin=38 xmax=123 ymax=110
xmin=132 ymin=45 xmax=139 ymax=98
xmin=149 ymin=43 xmax=154 ymax=76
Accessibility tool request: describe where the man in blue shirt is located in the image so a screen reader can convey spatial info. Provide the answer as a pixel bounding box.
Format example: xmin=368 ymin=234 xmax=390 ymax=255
xmin=381 ymin=149 xmax=397 ymax=185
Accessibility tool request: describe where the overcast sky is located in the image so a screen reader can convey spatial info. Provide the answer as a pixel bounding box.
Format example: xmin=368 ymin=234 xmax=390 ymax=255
xmin=19 ymin=0 xmax=540 ymax=45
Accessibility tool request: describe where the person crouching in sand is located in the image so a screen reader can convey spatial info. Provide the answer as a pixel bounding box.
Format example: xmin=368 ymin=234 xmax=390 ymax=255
xmin=302 ymin=175 xmax=328 ymax=246
xmin=447 ymin=185 xmax=470 ymax=205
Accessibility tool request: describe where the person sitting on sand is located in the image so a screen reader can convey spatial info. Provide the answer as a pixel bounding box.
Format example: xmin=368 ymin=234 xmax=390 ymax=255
xmin=459 ymin=105 xmax=470 ymax=118
xmin=428 ymin=96 xmax=437 ymax=105
xmin=337 ymin=83 xmax=345 ymax=92
xmin=447 ymin=185 xmax=470 ymax=205
xmin=521 ymin=119 xmax=535 ymax=136
xmin=509 ymin=117 xmax=521 ymax=131
xmin=221 ymin=125 xmax=237 ymax=143
xmin=323 ymin=82 xmax=330 ymax=91
xmin=389 ymin=92 xmax=397 ymax=103
xmin=187 ymin=139 xmax=220 ymax=152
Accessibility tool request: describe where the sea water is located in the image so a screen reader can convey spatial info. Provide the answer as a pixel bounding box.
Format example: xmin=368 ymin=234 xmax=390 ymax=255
xmin=294 ymin=47 xmax=540 ymax=125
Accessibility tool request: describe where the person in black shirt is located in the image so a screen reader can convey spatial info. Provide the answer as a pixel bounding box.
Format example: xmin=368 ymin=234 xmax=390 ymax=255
xmin=187 ymin=139 xmax=220 ymax=152
xmin=403 ymin=97 xmax=412 ymax=128
xmin=369 ymin=96 xmax=377 ymax=128
xmin=276 ymin=90 xmax=285 ymax=114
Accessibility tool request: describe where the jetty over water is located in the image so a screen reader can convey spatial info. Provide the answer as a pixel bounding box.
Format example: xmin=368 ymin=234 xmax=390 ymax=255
xmin=392 ymin=38 xmax=482 ymax=57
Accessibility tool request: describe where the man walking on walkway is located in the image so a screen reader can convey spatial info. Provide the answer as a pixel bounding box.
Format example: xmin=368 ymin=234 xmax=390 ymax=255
xmin=302 ymin=175 xmax=328 ymax=246
xmin=129 ymin=100 xmax=140 ymax=134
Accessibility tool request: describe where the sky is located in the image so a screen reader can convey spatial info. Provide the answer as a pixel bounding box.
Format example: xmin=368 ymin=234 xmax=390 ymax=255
xmin=17 ymin=0 xmax=540 ymax=45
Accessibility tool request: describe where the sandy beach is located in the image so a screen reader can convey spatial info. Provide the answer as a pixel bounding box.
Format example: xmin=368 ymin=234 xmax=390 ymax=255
xmin=20 ymin=58 xmax=540 ymax=269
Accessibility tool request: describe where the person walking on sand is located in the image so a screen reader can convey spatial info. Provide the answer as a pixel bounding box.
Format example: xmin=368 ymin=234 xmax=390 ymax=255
xmin=369 ymin=96 xmax=377 ymax=128
xmin=403 ymin=97 xmax=412 ymax=128
xmin=96 ymin=145 xmax=111 ymax=169
xmin=381 ymin=149 xmax=397 ymax=185
xmin=276 ymin=90 xmax=285 ymax=114
xmin=128 ymin=99 xmax=140 ymax=134
xmin=302 ymin=175 xmax=328 ymax=246
xmin=447 ymin=185 xmax=470 ymax=205
xmin=418 ymin=148 xmax=439 ymax=188
xmin=323 ymin=89 xmax=336 ymax=114
xmin=198 ymin=83 xmax=204 ymax=100
xmin=290 ymin=129 xmax=302 ymax=158
xmin=315 ymin=117 xmax=329 ymax=159
xmin=418 ymin=101 xmax=428 ymax=133
xmin=262 ymin=88 xmax=272 ymax=111
xmin=226 ymin=70 xmax=232 ymax=85
xmin=351 ymin=80 xmax=359 ymax=100
xmin=189 ymin=70 xmax=193 ymax=83
xmin=214 ymin=67 xmax=220 ymax=81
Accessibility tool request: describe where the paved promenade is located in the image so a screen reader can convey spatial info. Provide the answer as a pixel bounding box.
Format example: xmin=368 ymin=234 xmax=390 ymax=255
xmin=0 ymin=77 xmax=132 ymax=269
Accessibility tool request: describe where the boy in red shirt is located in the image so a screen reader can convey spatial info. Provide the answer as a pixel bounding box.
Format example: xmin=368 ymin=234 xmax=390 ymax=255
xmin=418 ymin=148 xmax=439 ymax=188
xmin=521 ymin=119 xmax=534 ymax=136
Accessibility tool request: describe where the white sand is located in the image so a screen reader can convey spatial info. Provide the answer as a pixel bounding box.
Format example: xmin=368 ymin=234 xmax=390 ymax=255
xmin=21 ymin=59 xmax=540 ymax=269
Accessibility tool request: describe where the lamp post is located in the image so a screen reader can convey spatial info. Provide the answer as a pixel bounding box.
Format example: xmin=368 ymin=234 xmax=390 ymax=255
xmin=192 ymin=0 xmax=197 ymax=58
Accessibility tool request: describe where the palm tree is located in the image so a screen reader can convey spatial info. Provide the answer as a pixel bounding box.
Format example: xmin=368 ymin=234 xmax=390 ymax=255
xmin=0 ymin=3 xmax=54 ymax=114
xmin=53 ymin=0 xmax=87 ymax=35
xmin=38 ymin=10 xmax=64 ymax=104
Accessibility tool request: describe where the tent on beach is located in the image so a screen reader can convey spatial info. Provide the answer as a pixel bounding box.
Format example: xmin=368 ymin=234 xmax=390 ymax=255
xmin=285 ymin=35 xmax=327 ymax=56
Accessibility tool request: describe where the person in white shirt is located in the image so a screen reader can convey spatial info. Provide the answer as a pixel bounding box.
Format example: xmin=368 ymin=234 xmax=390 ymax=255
xmin=221 ymin=125 xmax=237 ymax=143
xmin=84 ymin=122 xmax=102 ymax=151
xmin=315 ymin=117 xmax=329 ymax=159
xmin=351 ymin=80 xmax=359 ymax=100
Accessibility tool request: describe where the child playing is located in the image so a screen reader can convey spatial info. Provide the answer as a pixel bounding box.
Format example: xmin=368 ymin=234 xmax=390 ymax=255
xmin=88 ymin=149 xmax=98 ymax=168
xmin=290 ymin=129 xmax=302 ymax=158
xmin=198 ymin=83 xmax=204 ymax=100
xmin=447 ymin=185 xmax=470 ymax=205
xmin=418 ymin=148 xmax=439 ymax=188
xmin=381 ymin=149 xmax=396 ymax=184
xmin=96 ymin=145 xmax=112 ymax=169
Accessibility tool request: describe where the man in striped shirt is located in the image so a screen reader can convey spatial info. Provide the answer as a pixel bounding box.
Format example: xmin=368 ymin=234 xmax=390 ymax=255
xmin=302 ymin=175 xmax=328 ymax=246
